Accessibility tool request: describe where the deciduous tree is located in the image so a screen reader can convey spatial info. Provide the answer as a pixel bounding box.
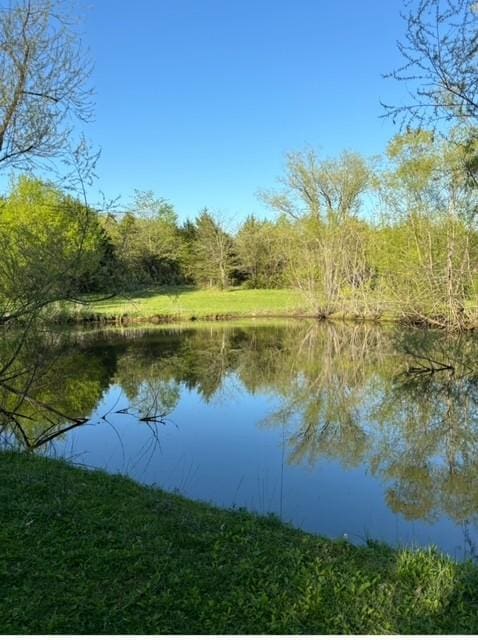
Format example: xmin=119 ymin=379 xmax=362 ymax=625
xmin=383 ymin=0 xmax=478 ymax=132
xmin=0 ymin=0 xmax=92 ymax=170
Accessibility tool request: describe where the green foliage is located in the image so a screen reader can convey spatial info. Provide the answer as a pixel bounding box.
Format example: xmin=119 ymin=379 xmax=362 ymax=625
xmin=101 ymin=192 xmax=188 ymax=288
xmin=193 ymin=209 xmax=236 ymax=289
xmin=0 ymin=176 xmax=107 ymax=319
xmin=260 ymin=149 xmax=378 ymax=316
xmin=373 ymin=130 xmax=478 ymax=327
xmin=254 ymin=132 xmax=478 ymax=327
xmin=1 ymin=451 xmax=478 ymax=633
xmin=235 ymin=215 xmax=287 ymax=288
xmin=5 ymin=133 xmax=478 ymax=329
xmin=260 ymin=148 xmax=370 ymax=223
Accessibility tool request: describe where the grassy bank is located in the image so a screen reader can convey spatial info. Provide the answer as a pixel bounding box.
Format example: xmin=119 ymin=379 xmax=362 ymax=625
xmin=1 ymin=452 xmax=478 ymax=634
xmin=73 ymin=286 xmax=306 ymax=323
xmin=55 ymin=286 xmax=478 ymax=329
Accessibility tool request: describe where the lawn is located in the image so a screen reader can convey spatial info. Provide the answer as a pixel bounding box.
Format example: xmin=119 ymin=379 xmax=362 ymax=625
xmin=82 ymin=286 xmax=306 ymax=321
xmin=1 ymin=452 xmax=478 ymax=634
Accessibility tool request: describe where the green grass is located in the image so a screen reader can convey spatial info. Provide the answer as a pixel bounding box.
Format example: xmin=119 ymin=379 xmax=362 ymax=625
xmin=1 ymin=452 xmax=478 ymax=634
xmin=81 ymin=286 xmax=306 ymax=321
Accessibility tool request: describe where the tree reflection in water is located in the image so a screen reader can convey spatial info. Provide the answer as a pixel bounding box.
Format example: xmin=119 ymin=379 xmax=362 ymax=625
xmin=2 ymin=320 xmax=478 ymax=533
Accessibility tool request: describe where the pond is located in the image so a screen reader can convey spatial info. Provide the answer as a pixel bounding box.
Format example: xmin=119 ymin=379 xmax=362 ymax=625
xmin=2 ymin=319 xmax=478 ymax=560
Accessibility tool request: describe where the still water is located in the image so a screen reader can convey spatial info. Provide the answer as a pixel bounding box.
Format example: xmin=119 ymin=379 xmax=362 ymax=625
xmin=2 ymin=320 xmax=478 ymax=559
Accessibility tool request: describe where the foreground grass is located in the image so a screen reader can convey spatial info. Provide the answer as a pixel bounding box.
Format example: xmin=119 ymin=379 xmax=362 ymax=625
xmin=80 ymin=286 xmax=306 ymax=321
xmin=1 ymin=452 xmax=478 ymax=634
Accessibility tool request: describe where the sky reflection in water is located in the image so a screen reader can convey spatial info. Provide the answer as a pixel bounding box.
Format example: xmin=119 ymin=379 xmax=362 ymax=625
xmin=3 ymin=320 xmax=478 ymax=560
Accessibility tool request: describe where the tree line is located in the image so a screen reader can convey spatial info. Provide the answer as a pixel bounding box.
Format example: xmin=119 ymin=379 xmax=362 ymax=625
xmin=2 ymin=127 xmax=478 ymax=329
xmin=1 ymin=0 xmax=478 ymax=330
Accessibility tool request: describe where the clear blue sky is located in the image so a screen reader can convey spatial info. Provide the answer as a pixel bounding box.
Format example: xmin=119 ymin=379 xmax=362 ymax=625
xmin=82 ymin=0 xmax=406 ymax=222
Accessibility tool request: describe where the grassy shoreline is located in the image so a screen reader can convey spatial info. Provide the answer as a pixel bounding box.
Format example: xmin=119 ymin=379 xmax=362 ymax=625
xmin=51 ymin=286 xmax=478 ymax=329
xmin=58 ymin=286 xmax=396 ymax=326
xmin=1 ymin=452 xmax=478 ymax=634
xmin=71 ymin=286 xmax=309 ymax=324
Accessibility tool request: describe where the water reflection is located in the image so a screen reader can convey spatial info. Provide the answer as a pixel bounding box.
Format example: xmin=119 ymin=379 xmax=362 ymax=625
xmin=2 ymin=321 xmax=478 ymax=555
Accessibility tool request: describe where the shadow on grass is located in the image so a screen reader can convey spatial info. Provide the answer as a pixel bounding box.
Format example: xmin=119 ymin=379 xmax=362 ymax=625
xmin=108 ymin=285 xmax=199 ymax=301
xmin=1 ymin=452 xmax=477 ymax=634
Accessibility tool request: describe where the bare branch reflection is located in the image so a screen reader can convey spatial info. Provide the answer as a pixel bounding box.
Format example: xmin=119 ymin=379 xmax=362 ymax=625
xmin=2 ymin=321 xmax=478 ymax=531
